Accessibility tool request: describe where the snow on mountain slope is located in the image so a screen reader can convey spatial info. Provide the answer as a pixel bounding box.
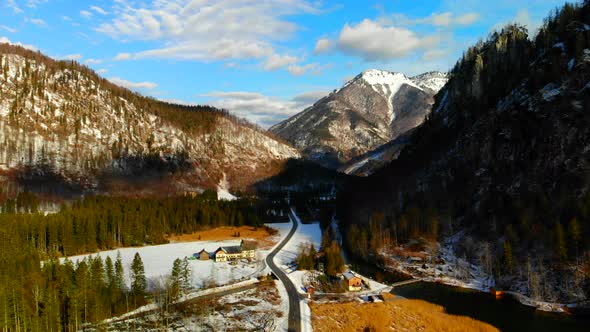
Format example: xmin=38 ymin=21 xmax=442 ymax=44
xmin=410 ymin=71 xmax=449 ymax=93
xmin=271 ymin=69 xmax=447 ymax=169
xmin=0 ymin=45 xmax=299 ymax=193
xmin=359 ymin=69 xmax=422 ymax=122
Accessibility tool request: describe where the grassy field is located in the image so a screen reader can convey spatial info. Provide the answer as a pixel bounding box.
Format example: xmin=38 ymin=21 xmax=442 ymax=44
xmin=166 ymin=225 xmax=278 ymax=247
xmin=310 ymin=299 xmax=499 ymax=332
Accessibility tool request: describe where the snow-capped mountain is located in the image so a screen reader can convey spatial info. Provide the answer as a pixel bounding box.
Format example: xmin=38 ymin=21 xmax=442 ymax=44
xmin=0 ymin=44 xmax=299 ymax=194
xmin=411 ymin=71 xmax=450 ymax=93
xmin=270 ymin=69 xmax=448 ymax=168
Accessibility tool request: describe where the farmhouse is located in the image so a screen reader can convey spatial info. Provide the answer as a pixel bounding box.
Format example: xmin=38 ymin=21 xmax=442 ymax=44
xmin=213 ymin=240 xmax=256 ymax=262
xmin=343 ymin=271 xmax=362 ymax=292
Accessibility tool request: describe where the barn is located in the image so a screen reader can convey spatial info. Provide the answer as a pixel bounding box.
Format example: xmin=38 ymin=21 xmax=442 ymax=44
xmin=198 ymin=249 xmax=210 ymax=260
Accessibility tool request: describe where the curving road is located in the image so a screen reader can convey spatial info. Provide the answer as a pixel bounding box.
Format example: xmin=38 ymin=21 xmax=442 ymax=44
xmin=265 ymin=208 xmax=301 ymax=332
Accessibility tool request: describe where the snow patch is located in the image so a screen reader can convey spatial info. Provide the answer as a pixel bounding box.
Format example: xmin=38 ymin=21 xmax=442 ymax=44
xmin=540 ymin=83 xmax=561 ymax=102
xmin=217 ymin=173 xmax=237 ymax=201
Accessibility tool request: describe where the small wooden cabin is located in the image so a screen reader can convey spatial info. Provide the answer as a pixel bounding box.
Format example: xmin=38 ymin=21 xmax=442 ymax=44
xmin=343 ymin=272 xmax=362 ymax=292
xmin=198 ymin=249 xmax=210 ymax=260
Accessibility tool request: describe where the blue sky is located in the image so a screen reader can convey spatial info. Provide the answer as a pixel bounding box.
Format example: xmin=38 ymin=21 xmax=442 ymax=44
xmin=0 ymin=0 xmax=570 ymax=127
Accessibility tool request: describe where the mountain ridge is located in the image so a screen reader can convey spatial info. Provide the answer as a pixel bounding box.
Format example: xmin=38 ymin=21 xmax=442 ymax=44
xmin=270 ymin=69 xmax=448 ymax=169
xmin=0 ymin=43 xmax=300 ymax=196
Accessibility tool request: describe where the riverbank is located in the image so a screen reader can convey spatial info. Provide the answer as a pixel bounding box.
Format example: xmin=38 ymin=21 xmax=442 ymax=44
xmin=377 ymin=235 xmax=573 ymax=314
xmin=310 ymin=298 xmax=499 ymax=332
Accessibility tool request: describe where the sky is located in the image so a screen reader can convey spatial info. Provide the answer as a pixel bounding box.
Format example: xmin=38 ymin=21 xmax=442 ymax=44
xmin=0 ymin=0 xmax=571 ymax=127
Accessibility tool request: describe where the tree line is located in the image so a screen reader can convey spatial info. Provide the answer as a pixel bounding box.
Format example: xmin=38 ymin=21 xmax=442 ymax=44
xmin=0 ymin=192 xmax=259 ymax=331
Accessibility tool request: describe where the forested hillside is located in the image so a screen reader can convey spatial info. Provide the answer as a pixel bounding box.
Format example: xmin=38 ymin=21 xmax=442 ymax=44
xmin=0 ymin=192 xmax=268 ymax=330
xmin=0 ymin=43 xmax=299 ymax=198
xmin=339 ymin=1 xmax=590 ymax=303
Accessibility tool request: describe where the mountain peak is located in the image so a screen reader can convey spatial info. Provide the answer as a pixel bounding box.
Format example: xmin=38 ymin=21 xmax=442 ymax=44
xmin=358 ymin=69 xmax=411 ymax=86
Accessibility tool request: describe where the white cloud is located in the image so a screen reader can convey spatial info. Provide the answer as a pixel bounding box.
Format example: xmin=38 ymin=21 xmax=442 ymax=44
xmin=0 ymin=25 xmax=17 ymax=33
xmin=80 ymin=10 xmax=93 ymax=19
xmin=422 ymin=49 xmax=448 ymax=61
xmin=6 ymin=0 xmax=23 ymax=14
xmin=114 ymin=52 xmax=131 ymax=60
xmin=417 ymin=12 xmax=479 ymax=27
xmin=0 ymin=36 xmax=37 ymax=51
xmin=26 ymin=18 xmax=46 ymax=26
xmin=109 ymin=77 xmax=158 ymax=90
xmin=287 ymin=63 xmax=330 ymax=76
xmin=224 ymin=62 xmax=240 ymax=68
xmin=203 ymin=90 xmax=329 ymax=127
xmin=95 ymin=0 xmax=322 ymax=74
xmin=85 ymin=58 xmax=103 ymax=65
xmin=263 ymin=54 xmax=299 ymax=71
xmin=314 ymin=38 xmax=332 ymax=54
xmin=62 ymin=54 xmax=82 ymax=60
xmin=26 ymin=0 xmax=48 ymax=8
xmin=97 ymin=69 xmax=108 ymax=74
xmin=62 ymin=16 xmax=72 ymax=21
xmin=423 ymin=12 xmax=453 ymax=27
xmin=337 ymin=19 xmax=438 ymax=61
xmin=90 ymin=6 xmax=108 ymax=15
xmin=455 ymin=13 xmax=480 ymax=25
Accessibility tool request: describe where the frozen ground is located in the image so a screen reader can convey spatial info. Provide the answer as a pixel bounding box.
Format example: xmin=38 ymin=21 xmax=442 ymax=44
xmin=63 ymin=240 xmax=259 ymax=289
xmin=103 ymin=280 xmax=287 ymax=331
xmin=62 ymin=222 xmax=292 ymax=291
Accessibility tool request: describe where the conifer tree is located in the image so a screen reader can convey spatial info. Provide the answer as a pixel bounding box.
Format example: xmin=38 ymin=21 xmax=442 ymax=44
xmin=130 ymin=253 xmax=147 ymax=305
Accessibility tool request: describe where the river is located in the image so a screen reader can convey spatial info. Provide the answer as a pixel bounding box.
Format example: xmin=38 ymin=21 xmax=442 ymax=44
xmin=346 ymin=252 xmax=589 ymax=331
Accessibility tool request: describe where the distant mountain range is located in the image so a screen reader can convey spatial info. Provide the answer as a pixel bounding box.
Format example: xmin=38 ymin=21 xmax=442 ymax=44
xmin=0 ymin=43 xmax=299 ymax=196
xmin=270 ymin=69 xmax=447 ymax=170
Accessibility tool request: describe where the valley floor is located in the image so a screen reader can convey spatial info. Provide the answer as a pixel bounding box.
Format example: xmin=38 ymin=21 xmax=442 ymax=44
xmin=62 ymin=223 xmax=291 ymax=291
xmin=310 ymin=299 xmax=499 ymax=332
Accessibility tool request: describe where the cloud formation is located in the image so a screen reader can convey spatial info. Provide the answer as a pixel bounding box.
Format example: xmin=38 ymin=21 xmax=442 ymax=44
xmin=0 ymin=36 xmax=37 ymax=51
xmin=84 ymin=58 xmax=103 ymax=65
xmin=96 ymin=0 xmax=322 ymax=75
xmin=62 ymin=54 xmax=82 ymax=60
xmin=26 ymin=18 xmax=46 ymax=26
xmin=80 ymin=10 xmax=92 ymax=19
xmin=0 ymin=25 xmax=17 ymax=33
xmin=203 ymin=90 xmax=329 ymax=127
xmin=337 ymin=19 xmax=439 ymax=61
xmin=314 ymin=38 xmax=332 ymax=54
xmin=109 ymin=77 xmax=158 ymax=90
xmin=418 ymin=12 xmax=479 ymax=27
xmin=90 ymin=6 xmax=108 ymax=15
xmin=6 ymin=0 xmax=23 ymax=14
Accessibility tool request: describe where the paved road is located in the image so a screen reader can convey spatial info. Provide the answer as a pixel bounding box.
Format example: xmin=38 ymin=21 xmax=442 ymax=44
xmin=266 ymin=209 xmax=301 ymax=332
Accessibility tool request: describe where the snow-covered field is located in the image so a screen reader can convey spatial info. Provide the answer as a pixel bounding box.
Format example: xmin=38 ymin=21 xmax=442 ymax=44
xmin=103 ymin=280 xmax=287 ymax=331
xmin=63 ymin=240 xmax=258 ymax=289
xmin=62 ymin=222 xmax=292 ymax=291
